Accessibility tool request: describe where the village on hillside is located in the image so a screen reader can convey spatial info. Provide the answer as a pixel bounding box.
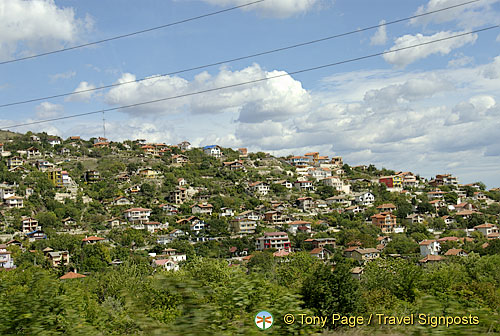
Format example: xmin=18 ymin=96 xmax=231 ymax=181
xmin=1 ymin=130 xmax=500 ymax=334
xmin=1 ymin=131 xmax=499 ymax=277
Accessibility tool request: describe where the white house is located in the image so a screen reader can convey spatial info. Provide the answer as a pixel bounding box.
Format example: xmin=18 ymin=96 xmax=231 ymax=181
xmin=419 ymin=240 xmax=441 ymax=256
xmin=123 ymin=207 xmax=151 ymax=223
xmin=248 ymin=181 xmax=270 ymax=196
xmin=0 ymin=244 xmax=14 ymax=269
xmin=113 ymin=196 xmax=133 ymax=206
xmin=203 ymin=145 xmax=222 ymax=158
xmin=294 ymin=180 xmax=314 ymax=191
xmin=286 ymin=220 xmax=312 ymax=234
xmin=48 ymin=138 xmax=62 ymax=146
xmin=353 ymin=192 xmax=375 ymax=206
xmin=308 ymin=167 xmax=332 ymax=181
xmin=4 ymin=196 xmax=24 ymax=208
xmin=474 ymin=223 xmax=499 ymax=239
xmin=322 ymin=176 xmax=350 ymax=194
xmin=0 ymin=187 xmax=15 ymax=200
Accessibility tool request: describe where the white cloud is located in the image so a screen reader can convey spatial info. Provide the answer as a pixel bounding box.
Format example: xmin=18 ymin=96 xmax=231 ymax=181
xmin=482 ymin=56 xmax=500 ymax=79
xmin=497 ymin=33 xmax=500 ymax=42
xmin=199 ymin=0 xmax=320 ymax=18
xmin=410 ymin=0 xmax=500 ymax=29
xmin=66 ymin=81 xmax=97 ymax=102
xmin=0 ymin=0 xmax=93 ymax=61
xmin=105 ymin=64 xmax=312 ymax=123
xmin=383 ymin=30 xmax=477 ymax=67
xmin=363 ymin=75 xmax=453 ymax=110
xmin=35 ymin=101 xmax=64 ymax=119
xmin=370 ymin=20 xmax=387 ymax=46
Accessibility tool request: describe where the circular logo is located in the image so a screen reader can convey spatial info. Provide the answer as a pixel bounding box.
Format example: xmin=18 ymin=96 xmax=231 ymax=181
xmin=255 ymin=311 xmax=274 ymax=330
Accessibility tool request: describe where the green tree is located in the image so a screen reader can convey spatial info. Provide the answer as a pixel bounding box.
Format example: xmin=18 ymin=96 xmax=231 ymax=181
xmin=302 ymin=261 xmax=360 ymax=315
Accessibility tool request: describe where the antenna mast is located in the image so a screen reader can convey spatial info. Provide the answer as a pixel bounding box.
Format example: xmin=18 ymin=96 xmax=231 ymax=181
xmin=102 ymin=111 xmax=106 ymax=139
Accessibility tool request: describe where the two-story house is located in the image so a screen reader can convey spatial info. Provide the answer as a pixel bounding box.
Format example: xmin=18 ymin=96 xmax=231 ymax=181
xmin=123 ymin=207 xmax=152 ymax=223
xmin=419 ymin=240 xmax=441 ymax=256
xmin=203 ymin=145 xmax=222 ymax=158
xmin=255 ymin=232 xmax=291 ymax=251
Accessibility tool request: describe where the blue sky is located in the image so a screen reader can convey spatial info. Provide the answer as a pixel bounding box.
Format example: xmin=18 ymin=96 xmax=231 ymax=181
xmin=0 ymin=0 xmax=500 ymax=187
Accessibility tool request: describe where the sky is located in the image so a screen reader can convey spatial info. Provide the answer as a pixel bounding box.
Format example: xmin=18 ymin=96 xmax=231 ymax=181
xmin=0 ymin=0 xmax=500 ymax=187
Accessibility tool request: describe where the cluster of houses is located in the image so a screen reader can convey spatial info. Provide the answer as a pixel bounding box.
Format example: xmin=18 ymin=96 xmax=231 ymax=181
xmin=1 ymin=136 xmax=499 ymax=277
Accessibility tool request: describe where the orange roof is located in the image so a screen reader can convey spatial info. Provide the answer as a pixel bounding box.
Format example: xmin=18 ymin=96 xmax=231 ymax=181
xmin=124 ymin=207 xmax=151 ymax=212
xmin=82 ymin=236 xmax=105 ymax=242
xmin=60 ymin=272 xmax=86 ymax=280
xmin=310 ymin=247 xmax=324 ymax=254
xmin=419 ymin=240 xmax=436 ymax=246
xmin=376 ymin=203 xmax=396 ymax=209
xmin=444 ymin=248 xmax=466 ymax=256
xmin=288 ymin=220 xmax=312 ymax=225
xmin=474 ymin=223 xmax=496 ymax=229
xmin=273 ymin=250 xmax=290 ymax=257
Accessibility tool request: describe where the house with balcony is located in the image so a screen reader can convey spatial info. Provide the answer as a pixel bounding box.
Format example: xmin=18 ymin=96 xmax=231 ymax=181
xmin=255 ymin=232 xmax=291 ymax=251
xmin=7 ymin=156 xmax=24 ymax=169
xmin=172 ymin=154 xmax=189 ymax=165
xmin=308 ymin=167 xmax=332 ymax=181
xmin=84 ymin=170 xmax=100 ymax=183
xmin=0 ymin=187 xmax=15 ymax=200
xmin=169 ymin=187 xmax=188 ymax=204
xmin=27 ymin=147 xmax=42 ymax=158
xmin=263 ymin=210 xmax=288 ymax=225
xmin=429 ymin=174 xmax=458 ymax=187
xmin=322 ymin=176 xmax=350 ymax=193
xmin=286 ymin=220 xmax=312 ymax=234
xmin=353 ymin=192 xmax=375 ymax=206
xmin=47 ymin=251 xmax=70 ymax=267
xmin=223 ymin=160 xmax=245 ymax=171
xmin=294 ymin=180 xmax=314 ymax=191
xmin=371 ymin=212 xmax=398 ymax=233
xmin=231 ymin=218 xmax=257 ymax=234
xmin=248 ymin=181 xmax=270 ymax=196
xmin=22 ymin=217 xmax=40 ymax=233
xmin=288 ymin=156 xmax=311 ymax=167
xmin=124 ymin=207 xmax=152 ymax=223
xmin=159 ymin=203 xmax=179 ymax=215
xmin=203 ymin=145 xmax=222 ymax=158
xmin=296 ymin=197 xmax=314 ymax=211
xmin=4 ymin=195 xmax=24 ymax=208
xmin=113 ymin=196 xmax=133 ymax=206
xmin=235 ymin=210 xmax=262 ymax=221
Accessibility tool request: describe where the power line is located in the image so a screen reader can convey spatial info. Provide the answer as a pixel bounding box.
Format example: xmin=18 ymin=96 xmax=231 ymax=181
xmin=0 ymin=0 xmax=482 ymax=109
xmin=0 ymin=0 xmax=265 ymax=66
xmin=2 ymin=25 xmax=498 ymax=130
